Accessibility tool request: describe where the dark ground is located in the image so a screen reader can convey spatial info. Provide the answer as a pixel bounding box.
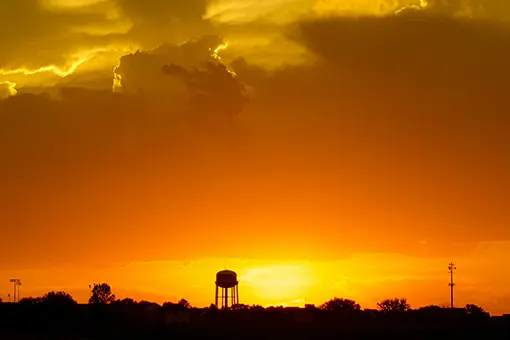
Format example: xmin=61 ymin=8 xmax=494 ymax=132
xmin=0 ymin=304 xmax=508 ymax=339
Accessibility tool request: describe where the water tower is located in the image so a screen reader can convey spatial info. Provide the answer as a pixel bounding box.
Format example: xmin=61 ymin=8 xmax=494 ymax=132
xmin=215 ymin=270 xmax=239 ymax=308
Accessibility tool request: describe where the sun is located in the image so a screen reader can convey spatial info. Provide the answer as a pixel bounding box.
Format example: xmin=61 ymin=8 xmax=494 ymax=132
xmin=239 ymin=263 xmax=317 ymax=305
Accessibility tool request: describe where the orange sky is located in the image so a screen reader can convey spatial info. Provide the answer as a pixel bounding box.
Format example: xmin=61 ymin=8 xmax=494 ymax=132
xmin=0 ymin=0 xmax=509 ymax=314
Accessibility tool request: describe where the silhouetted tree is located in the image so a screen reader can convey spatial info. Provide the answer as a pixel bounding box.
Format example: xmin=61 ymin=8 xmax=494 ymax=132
xmin=305 ymin=304 xmax=317 ymax=310
xmin=377 ymin=298 xmax=411 ymax=312
xmin=465 ymin=304 xmax=486 ymax=316
xmin=89 ymin=283 xmax=116 ymax=304
xmin=320 ymin=298 xmax=361 ymax=312
xmin=40 ymin=291 xmax=77 ymax=306
xmin=178 ymin=298 xmax=191 ymax=309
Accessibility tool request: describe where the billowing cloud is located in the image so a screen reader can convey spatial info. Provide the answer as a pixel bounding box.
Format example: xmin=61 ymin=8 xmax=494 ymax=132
xmin=113 ymin=35 xmax=245 ymax=118
xmin=114 ymin=35 xmax=225 ymax=94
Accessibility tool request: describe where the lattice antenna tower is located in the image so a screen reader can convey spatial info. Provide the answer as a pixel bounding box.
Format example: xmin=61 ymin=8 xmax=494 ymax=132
xmin=448 ymin=263 xmax=456 ymax=308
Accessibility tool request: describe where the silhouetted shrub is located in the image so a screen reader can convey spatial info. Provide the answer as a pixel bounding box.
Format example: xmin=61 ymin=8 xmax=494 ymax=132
xmin=377 ymin=298 xmax=411 ymax=312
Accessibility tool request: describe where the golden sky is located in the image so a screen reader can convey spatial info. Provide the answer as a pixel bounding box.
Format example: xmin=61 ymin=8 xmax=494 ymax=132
xmin=0 ymin=0 xmax=509 ymax=314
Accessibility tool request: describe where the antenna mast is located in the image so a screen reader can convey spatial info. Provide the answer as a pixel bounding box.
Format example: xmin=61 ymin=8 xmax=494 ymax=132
xmin=448 ymin=263 xmax=456 ymax=308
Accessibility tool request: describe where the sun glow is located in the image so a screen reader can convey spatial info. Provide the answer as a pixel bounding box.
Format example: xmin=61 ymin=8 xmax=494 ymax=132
xmin=210 ymin=42 xmax=238 ymax=77
xmin=240 ymin=263 xmax=317 ymax=303
xmin=112 ymin=60 xmax=123 ymax=92
xmin=0 ymin=81 xmax=17 ymax=98
xmin=41 ymin=0 xmax=110 ymax=9
xmin=211 ymin=43 xmax=229 ymax=61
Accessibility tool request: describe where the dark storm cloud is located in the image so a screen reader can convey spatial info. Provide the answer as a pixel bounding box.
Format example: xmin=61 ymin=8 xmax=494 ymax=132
xmin=253 ymin=12 xmax=510 ymax=247
xmin=220 ymin=10 xmax=510 ymax=255
xmin=294 ymin=15 xmax=510 ymax=91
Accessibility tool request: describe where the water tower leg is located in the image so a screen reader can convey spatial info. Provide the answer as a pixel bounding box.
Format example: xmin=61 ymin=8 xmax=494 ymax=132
xmin=236 ymin=285 xmax=239 ymax=305
xmin=225 ymin=287 xmax=228 ymax=308
xmin=215 ymin=285 xmax=218 ymax=307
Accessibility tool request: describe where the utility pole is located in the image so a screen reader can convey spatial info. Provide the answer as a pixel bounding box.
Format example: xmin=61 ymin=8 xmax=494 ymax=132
xmin=448 ymin=263 xmax=456 ymax=308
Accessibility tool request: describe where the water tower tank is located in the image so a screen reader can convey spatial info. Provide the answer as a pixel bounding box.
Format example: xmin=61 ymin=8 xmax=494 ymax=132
xmin=216 ymin=270 xmax=238 ymax=288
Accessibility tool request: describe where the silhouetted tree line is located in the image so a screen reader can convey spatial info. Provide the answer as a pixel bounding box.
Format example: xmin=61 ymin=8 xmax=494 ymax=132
xmin=10 ymin=286 xmax=487 ymax=317
xmin=1 ymin=283 xmax=507 ymax=339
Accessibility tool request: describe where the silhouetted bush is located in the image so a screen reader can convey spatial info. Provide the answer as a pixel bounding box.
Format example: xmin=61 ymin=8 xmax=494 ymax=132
xmin=377 ymin=298 xmax=411 ymax=313
xmin=320 ymin=297 xmax=361 ymax=312
xmin=40 ymin=291 xmax=77 ymax=307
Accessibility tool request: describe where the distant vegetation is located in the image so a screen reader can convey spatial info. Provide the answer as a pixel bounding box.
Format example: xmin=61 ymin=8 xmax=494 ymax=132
xmin=1 ymin=283 xmax=503 ymax=339
xmin=9 ymin=283 xmax=488 ymax=315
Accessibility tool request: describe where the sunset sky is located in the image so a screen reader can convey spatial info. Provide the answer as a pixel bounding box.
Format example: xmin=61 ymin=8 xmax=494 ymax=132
xmin=0 ymin=0 xmax=509 ymax=314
